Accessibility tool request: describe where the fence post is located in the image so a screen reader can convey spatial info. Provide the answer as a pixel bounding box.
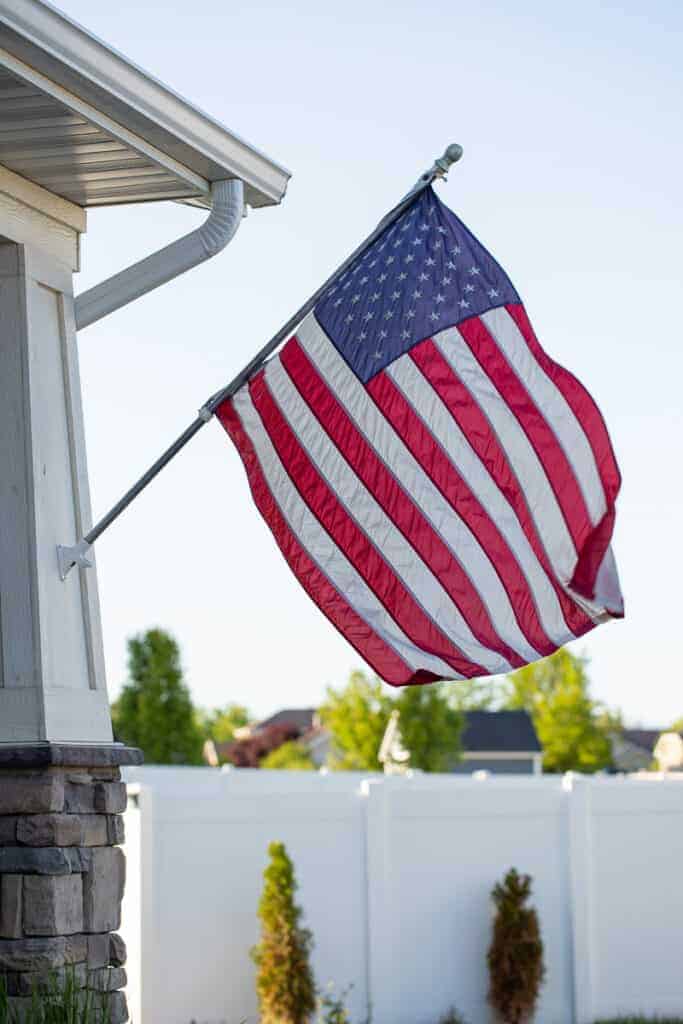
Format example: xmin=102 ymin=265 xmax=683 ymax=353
xmin=566 ymin=776 xmax=596 ymax=1024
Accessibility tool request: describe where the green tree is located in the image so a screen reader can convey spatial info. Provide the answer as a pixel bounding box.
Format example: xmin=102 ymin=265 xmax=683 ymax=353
xmin=111 ymin=628 xmax=203 ymax=764
xmin=251 ymin=841 xmax=316 ymax=1024
xmin=199 ymin=703 xmax=251 ymax=744
xmin=319 ymin=671 xmax=393 ymax=771
xmin=487 ymin=868 xmax=545 ymax=1024
xmin=395 ymin=684 xmax=464 ymax=771
xmin=261 ymin=741 xmax=316 ymax=771
xmin=504 ymin=648 xmax=613 ymax=773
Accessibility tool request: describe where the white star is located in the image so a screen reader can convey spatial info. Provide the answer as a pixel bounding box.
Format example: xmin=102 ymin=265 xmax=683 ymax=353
xmin=351 ymin=293 xmax=361 ymax=304
xmin=419 ymin=222 xmax=430 ymax=232
xmin=469 ymin=266 xmax=480 ymax=276
xmin=343 ymin=280 xmax=352 ymax=289
xmin=459 ymin=299 xmax=470 ymax=310
xmin=398 ymin=272 xmax=408 ymax=281
xmin=418 ymin=272 xmax=429 ymax=282
xmin=379 ymin=329 xmax=388 ymax=339
xmin=328 ymin=285 xmax=338 ymax=294
xmin=385 ymin=256 xmax=395 ymax=266
xmin=442 ymin=276 xmax=451 ymax=286
xmin=370 ymin=292 xmax=381 ymax=303
xmin=352 ymin=265 xmax=361 ymax=275
xmin=425 ymin=257 xmax=436 ymax=267
xmin=429 ymin=311 xmax=440 ymax=322
xmin=412 ymin=289 xmax=422 ymax=300
xmin=432 ymin=240 xmax=443 ymax=249
xmin=373 ymin=350 xmax=383 ymax=359
xmin=378 ymin=243 xmax=387 ymax=252
xmin=384 ymin=310 xmax=394 ymax=320
xmin=446 ymin=260 xmax=457 ymax=270
xmin=401 ymin=329 xmax=411 ymax=340
xmin=363 ymin=311 xmax=374 ymax=322
xmin=391 ymin=290 xmax=401 ymax=301
xmin=360 ymin=276 xmax=369 ymax=285
xmin=451 ymin=245 xmax=462 ymax=256
xmin=401 ymin=221 xmax=411 ymax=232
xmin=379 ymin=273 xmax=388 ymax=283
xmin=437 ymin=226 xmax=447 ymax=235
xmin=411 ymin=237 xmax=423 ymax=246
xmin=344 ymin=313 xmax=354 ymax=324
xmin=405 ymin=309 xmax=416 ymax=319
xmin=334 ymin=298 xmax=343 ymax=308
xmin=369 ymin=259 xmax=378 ymax=268
xmin=488 ymin=288 xmax=500 ymax=299
xmin=435 ymin=293 xmax=445 ymax=304
xmin=358 ymin=331 xmax=367 ymax=342
xmin=464 ymin=283 xmax=475 ymax=293
xmin=404 ymin=254 xmax=415 ymax=264
xmin=393 ymin=238 xmax=403 ymax=248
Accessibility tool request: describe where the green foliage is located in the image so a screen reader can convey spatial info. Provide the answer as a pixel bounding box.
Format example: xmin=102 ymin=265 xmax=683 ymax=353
xmin=316 ymin=984 xmax=352 ymax=1024
xmin=199 ymin=703 xmax=251 ymax=745
xmin=0 ymin=970 xmax=110 ymax=1023
xmin=504 ymin=649 xmax=613 ymax=773
xmin=320 ymin=671 xmax=463 ymax=772
xmin=251 ymin=842 xmax=316 ymax=1024
xmin=487 ymin=868 xmax=545 ymax=1024
xmin=261 ymin=741 xmax=316 ymax=771
xmin=111 ymin=628 xmax=203 ymax=764
xmin=319 ymin=672 xmax=394 ymax=771
xmin=394 ymin=685 xmax=464 ymax=771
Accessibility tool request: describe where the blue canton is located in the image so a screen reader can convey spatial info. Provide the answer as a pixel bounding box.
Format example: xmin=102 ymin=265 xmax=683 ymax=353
xmin=315 ymin=187 xmax=519 ymax=383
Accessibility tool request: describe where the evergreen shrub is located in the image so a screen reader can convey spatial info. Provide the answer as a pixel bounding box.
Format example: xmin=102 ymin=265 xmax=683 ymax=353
xmin=487 ymin=868 xmax=545 ymax=1024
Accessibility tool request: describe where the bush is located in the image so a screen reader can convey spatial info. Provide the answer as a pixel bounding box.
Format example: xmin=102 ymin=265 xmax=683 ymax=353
xmin=487 ymin=868 xmax=545 ymax=1024
xmin=0 ymin=972 xmax=111 ymax=1023
xmin=316 ymin=984 xmax=352 ymax=1024
xmin=251 ymin=841 xmax=316 ymax=1024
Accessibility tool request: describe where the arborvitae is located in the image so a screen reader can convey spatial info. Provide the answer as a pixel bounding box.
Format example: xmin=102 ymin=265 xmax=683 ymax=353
xmin=487 ymin=868 xmax=545 ymax=1024
xmin=251 ymin=841 xmax=316 ymax=1024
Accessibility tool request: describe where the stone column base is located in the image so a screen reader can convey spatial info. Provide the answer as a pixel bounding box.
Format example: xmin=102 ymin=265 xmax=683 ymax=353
xmin=0 ymin=744 xmax=143 ymax=1022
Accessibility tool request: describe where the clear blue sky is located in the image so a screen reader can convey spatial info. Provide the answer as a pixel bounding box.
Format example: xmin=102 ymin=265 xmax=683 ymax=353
xmin=60 ymin=0 xmax=681 ymax=725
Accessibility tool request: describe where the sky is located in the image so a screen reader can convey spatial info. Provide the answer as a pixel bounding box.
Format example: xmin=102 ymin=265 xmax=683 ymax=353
xmin=57 ymin=0 xmax=682 ymax=725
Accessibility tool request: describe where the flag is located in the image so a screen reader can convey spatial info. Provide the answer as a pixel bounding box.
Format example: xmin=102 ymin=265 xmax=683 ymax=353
xmin=217 ymin=186 xmax=622 ymax=685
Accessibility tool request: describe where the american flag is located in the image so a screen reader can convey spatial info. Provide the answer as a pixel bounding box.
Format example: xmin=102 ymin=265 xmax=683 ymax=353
xmin=217 ymin=187 xmax=622 ymax=685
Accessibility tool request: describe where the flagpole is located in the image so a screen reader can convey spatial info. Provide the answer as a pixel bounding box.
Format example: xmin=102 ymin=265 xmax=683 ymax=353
xmin=57 ymin=143 xmax=464 ymax=579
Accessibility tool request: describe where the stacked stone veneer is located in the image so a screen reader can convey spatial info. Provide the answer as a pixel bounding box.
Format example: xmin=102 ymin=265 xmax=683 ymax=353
xmin=0 ymin=752 xmax=139 ymax=1023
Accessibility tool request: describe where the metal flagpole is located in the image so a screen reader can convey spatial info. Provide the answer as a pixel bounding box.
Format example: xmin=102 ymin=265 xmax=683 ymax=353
xmin=57 ymin=143 xmax=464 ymax=579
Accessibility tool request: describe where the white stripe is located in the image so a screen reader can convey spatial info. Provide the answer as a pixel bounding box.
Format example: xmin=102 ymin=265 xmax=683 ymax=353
xmin=388 ymin=355 xmax=573 ymax=646
xmin=296 ymin=315 xmax=542 ymax=664
xmin=481 ymin=307 xmax=606 ymax=525
xmin=265 ymin=358 xmax=513 ymax=675
xmin=233 ymin=386 xmax=459 ymax=679
xmin=434 ymin=325 xmax=578 ymax=585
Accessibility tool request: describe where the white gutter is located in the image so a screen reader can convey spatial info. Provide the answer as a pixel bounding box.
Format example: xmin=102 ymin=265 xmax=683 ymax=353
xmin=75 ymin=178 xmax=244 ymax=330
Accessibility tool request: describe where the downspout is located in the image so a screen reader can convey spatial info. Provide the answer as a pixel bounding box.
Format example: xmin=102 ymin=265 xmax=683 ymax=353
xmin=74 ymin=178 xmax=244 ymax=330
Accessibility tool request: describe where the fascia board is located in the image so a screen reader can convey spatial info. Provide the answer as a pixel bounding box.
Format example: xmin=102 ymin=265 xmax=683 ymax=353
xmin=0 ymin=0 xmax=291 ymax=207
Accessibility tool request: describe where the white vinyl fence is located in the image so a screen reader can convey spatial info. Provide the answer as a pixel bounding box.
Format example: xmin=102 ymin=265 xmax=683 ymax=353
xmin=119 ymin=768 xmax=683 ymax=1024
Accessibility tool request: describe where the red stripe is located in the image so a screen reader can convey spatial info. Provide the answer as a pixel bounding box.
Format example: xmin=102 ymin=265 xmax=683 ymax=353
xmin=506 ymin=303 xmax=621 ymax=601
xmin=216 ymin=393 xmax=421 ymax=686
xmin=281 ymin=339 xmax=526 ymax=668
xmin=409 ymin=339 xmax=593 ymax=638
xmin=457 ymin=316 xmax=591 ymax=552
xmin=366 ymin=367 xmax=556 ymax=658
xmin=248 ymin=368 xmax=487 ymax=679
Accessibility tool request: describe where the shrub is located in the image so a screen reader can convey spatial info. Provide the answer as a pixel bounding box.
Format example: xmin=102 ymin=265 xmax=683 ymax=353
xmin=316 ymin=984 xmax=352 ymax=1024
xmin=251 ymin=841 xmax=316 ymax=1024
xmin=487 ymin=868 xmax=545 ymax=1024
xmin=438 ymin=1009 xmax=469 ymax=1024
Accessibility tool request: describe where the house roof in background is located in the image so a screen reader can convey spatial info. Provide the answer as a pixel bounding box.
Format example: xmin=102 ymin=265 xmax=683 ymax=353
xmin=621 ymin=729 xmax=678 ymax=754
xmin=257 ymin=708 xmax=317 ymax=734
xmin=0 ymin=0 xmax=290 ymax=208
xmin=462 ymin=710 xmax=541 ymax=753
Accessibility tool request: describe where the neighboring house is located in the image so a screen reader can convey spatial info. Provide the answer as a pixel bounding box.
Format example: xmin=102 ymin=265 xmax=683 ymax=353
xmin=611 ymin=729 xmax=683 ymax=772
xmin=204 ymin=707 xmax=320 ymax=766
xmin=379 ymin=709 xmax=543 ymax=775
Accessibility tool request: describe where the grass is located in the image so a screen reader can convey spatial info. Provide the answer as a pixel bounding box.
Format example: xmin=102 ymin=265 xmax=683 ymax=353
xmin=0 ymin=972 xmax=111 ymax=1024
xmin=593 ymin=1018 xmax=683 ymax=1023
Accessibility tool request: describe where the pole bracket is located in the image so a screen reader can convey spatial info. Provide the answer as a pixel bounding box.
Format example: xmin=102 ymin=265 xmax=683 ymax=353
xmin=57 ymin=539 xmax=93 ymax=581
